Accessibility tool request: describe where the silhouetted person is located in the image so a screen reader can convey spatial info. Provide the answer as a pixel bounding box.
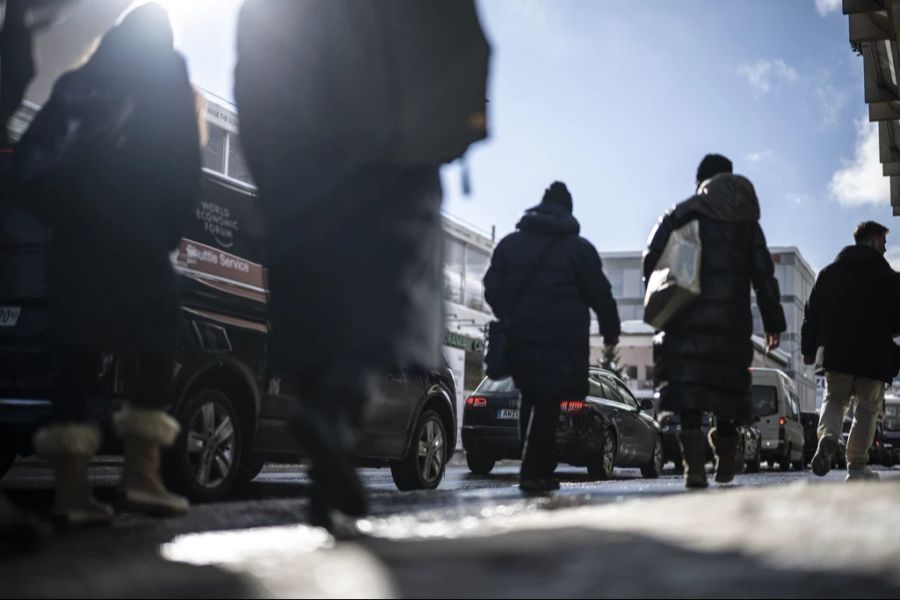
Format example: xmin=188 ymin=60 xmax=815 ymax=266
xmin=234 ymin=0 xmax=489 ymax=530
xmin=13 ymin=3 xmax=201 ymax=525
xmin=484 ymin=182 xmax=621 ymax=493
xmin=804 ymin=221 xmax=900 ymax=481
xmin=644 ymin=154 xmax=785 ymax=488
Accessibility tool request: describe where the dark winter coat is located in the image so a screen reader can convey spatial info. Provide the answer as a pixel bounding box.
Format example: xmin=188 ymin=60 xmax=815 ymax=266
xmin=13 ymin=20 xmax=201 ymax=354
xmin=483 ymin=202 xmax=621 ymax=400
xmin=643 ymin=174 xmax=786 ymax=423
xmin=234 ymin=2 xmax=445 ymax=375
xmin=801 ymin=245 xmax=900 ymax=383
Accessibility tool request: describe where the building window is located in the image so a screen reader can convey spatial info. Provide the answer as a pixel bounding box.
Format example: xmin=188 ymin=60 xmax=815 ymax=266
xmin=203 ymin=124 xmax=227 ymax=173
xmin=226 ymin=135 xmax=253 ymax=184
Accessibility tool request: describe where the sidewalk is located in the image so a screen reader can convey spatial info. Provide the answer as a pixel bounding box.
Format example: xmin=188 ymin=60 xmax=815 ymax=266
xmin=5 ymin=478 xmax=896 ymax=598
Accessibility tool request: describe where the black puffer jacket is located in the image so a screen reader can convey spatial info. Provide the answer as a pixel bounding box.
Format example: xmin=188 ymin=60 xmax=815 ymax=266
xmin=13 ymin=13 xmax=201 ymax=354
xmin=483 ymin=202 xmax=621 ymax=399
xmin=643 ymin=174 xmax=786 ymax=423
xmin=801 ymin=245 xmax=900 ymax=383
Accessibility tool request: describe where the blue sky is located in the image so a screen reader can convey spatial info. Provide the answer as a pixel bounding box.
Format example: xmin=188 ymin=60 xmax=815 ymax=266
xmin=157 ymin=0 xmax=894 ymax=272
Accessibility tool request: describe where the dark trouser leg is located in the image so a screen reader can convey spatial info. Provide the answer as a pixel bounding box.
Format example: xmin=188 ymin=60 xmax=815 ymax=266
xmin=518 ymin=393 xmax=534 ymax=456
xmin=130 ymin=354 xmax=175 ymax=411
xmin=521 ymin=395 xmax=561 ymax=479
xmin=51 ymin=352 xmax=96 ymax=423
xmin=291 ymin=363 xmax=373 ymax=525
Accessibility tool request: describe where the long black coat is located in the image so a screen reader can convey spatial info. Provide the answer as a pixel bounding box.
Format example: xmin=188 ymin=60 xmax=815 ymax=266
xmin=483 ymin=202 xmax=621 ymax=400
xmin=234 ymin=2 xmax=445 ymax=376
xmin=801 ymin=245 xmax=900 ymax=383
xmin=13 ymin=33 xmax=200 ymax=354
xmin=644 ymin=174 xmax=786 ymax=423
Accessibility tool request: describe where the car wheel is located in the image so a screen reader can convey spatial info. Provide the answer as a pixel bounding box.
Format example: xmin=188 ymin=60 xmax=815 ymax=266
xmin=746 ymin=443 xmax=761 ymax=474
xmin=391 ymin=410 xmax=448 ymax=491
xmin=588 ymin=430 xmax=617 ymax=480
xmin=164 ymin=388 xmax=243 ymax=502
xmin=235 ymin=455 xmax=266 ymax=486
xmin=465 ymin=452 xmax=496 ymax=476
xmin=779 ymin=445 xmax=791 ymax=472
xmin=640 ymin=436 xmax=663 ymax=479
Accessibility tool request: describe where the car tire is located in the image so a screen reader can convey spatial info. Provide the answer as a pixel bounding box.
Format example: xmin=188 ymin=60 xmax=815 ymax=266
xmin=235 ymin=455 xmax=266 ymax=486
xmin=465 ymin=452 xmax=496 ymax=476
xmin=391 ymin=410 xmax=448 ymax=491
xmin=163 ymin=388 xmax=243 ymax=502
xmin=746 ymin=443 xmax=761 ymax=474
xmin=587 ymin=430 xmax=617 ymax=481
xmin=779 ymin=445 xmax=791 ymax=472
xmin=640 ymin=436 xmax=663 ymax=479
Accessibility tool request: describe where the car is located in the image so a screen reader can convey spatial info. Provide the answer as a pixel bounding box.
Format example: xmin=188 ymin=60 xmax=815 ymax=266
xmin=883 ymin=395 xmax=900 ymax=464
xmin=462 ymin=369 xmax=664 ymax=480
xmin=0 ymin=168 xmax=457 ymax=499
xmin=658 ymin=411 xmax=762 ymax=474
xmin=840 ymin=413 xmax=894 ymax=468
xmin=752 ymin=368 xmax=805 ymax=471
xmin=800 ymin=412 xmax=819 ymax=468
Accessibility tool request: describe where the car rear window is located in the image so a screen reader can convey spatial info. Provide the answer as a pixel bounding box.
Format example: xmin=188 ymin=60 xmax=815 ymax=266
xmin=476 ymin=377 xmax=517 ymax=393
xmin=753 ymin=385 xmax=778 ymax=417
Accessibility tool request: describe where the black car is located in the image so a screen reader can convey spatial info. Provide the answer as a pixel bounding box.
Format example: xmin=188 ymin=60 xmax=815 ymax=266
xmin=462 ymin=369 xmax=664 ymax=480
xmin=659 ymin=411 xmax=762 ymax=474
xmin=0 ymin=167 xmax=457 ymax=500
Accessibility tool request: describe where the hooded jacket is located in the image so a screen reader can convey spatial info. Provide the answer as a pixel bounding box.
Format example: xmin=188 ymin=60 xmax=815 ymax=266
xmin=643 ymin=174 xmax=786 ymax=422
xmin=484 ymin=201 xmax=620 ymax=399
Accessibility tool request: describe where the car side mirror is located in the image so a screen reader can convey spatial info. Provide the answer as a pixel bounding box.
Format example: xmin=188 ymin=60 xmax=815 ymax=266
xmin=640 ymin=399 xmax=654 ymax=412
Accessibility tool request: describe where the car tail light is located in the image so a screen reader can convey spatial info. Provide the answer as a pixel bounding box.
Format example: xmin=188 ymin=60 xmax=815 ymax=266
xmin=779 ymin=417 xmax=785 ymax=427
xmin=561 ymin=400 xmax=588 ymax=414
xmin=465 ymin=396 xmax=487 ymax=408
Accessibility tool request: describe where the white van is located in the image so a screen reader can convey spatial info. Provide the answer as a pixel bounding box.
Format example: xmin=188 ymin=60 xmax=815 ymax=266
xmin=751 ymin=368 xmax=805 ymax=470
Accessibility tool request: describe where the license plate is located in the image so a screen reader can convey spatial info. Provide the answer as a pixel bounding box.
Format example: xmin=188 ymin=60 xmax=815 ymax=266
xmin=497 ymin=409 xmax=519 ymax=420
xmin=0 ymin=307 xmax=21 ymax=328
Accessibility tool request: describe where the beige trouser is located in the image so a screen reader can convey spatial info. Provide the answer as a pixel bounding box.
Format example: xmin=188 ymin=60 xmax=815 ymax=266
xmin=817 ymin=372 xmax=885 ymax=471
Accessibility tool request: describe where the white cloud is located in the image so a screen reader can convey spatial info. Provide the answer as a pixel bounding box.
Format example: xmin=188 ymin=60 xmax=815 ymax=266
xmin=786 ymin=192 xmax=811 ymax=206
xmin=815 ymin=0 xmax=842 ymax=17
xmin=887 ymin=246 xmax=900 ymax=271
xmin=739 ymin=59 xmax=799 ymax=97
xmin=746 ymin=149 xmax=774 ymax=163
xmin=815 ymin=81 xmax=849 ymax=128
xmin=829 ymin=118 xmax=890 ymax=206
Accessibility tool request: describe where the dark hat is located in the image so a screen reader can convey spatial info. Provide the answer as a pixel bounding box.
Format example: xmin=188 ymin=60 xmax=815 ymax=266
xmin=696 ymin=154 xmax=733 ymax=184
xmin=542 ymin=181 xmax=573 ymax=213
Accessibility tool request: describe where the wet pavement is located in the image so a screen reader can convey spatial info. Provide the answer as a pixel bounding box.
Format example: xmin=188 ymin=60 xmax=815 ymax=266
xmin=2 ymin=457 xmax=900 ymax=597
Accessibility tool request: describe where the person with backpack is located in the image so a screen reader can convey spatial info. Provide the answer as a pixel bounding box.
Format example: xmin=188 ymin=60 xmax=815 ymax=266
xmin=234 ymin=0 xmax=490 ymax=530
xmin=483 ymin=182 xmax=620 ymax=493
xmin=643 ymin=154 xmax=785 ymax=489
xmin=13 ymin=3 xmax=201 ymax=526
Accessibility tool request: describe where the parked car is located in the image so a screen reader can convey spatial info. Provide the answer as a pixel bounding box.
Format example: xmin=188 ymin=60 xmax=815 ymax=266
xmin=883 ymin=395 xmax=900 ymax=464
xmin=752 ymin=368 xmax=805 ymax=471
xmin=462 ymin=369 xmax=664 ymax=480
xmin=0 ymin=168 xmax=457 ymax=499
xmin=800 ymin=412 xmax=819 ymax=468
xmin=658 ymin=411 xmax=762 ymax=474
xmin=841 ymin=412 xmax=894 ymax=468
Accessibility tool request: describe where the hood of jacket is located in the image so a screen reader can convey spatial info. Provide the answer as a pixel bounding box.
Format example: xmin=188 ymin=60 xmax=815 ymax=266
xmin=676 ymin=173 xmax=761 ymax=224
xmin=516 ymin=201 xmax=581 ymax=236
